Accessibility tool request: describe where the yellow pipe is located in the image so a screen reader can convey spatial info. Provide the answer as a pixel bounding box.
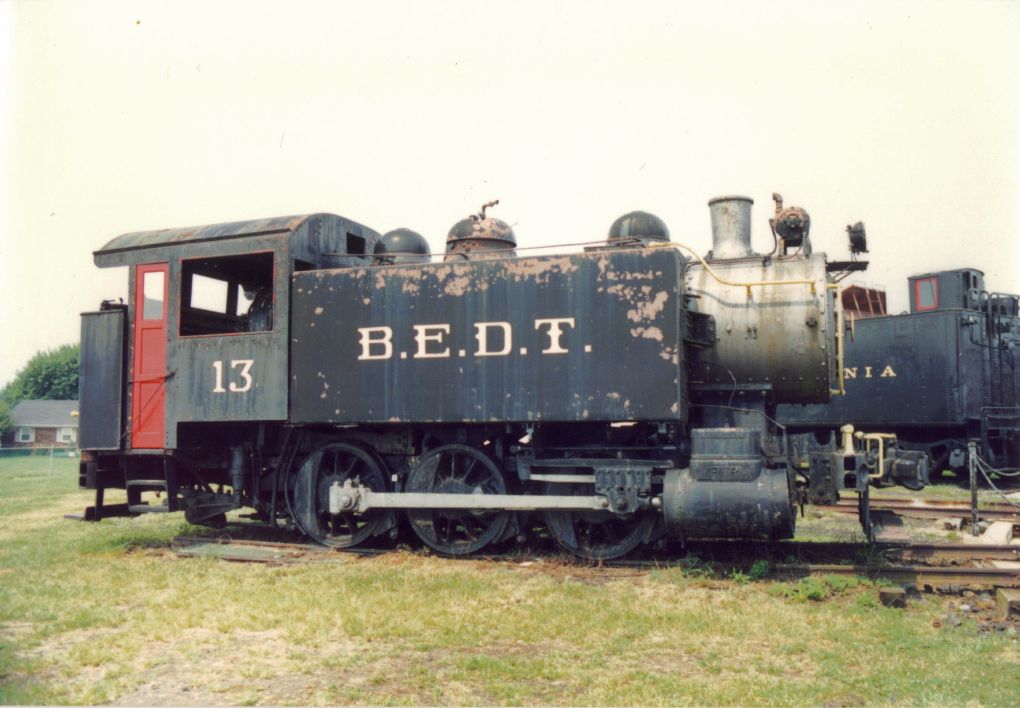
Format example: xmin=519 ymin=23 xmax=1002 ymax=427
xmin=648 ymin=242 xmax=819 ymax=297
xmin=828 ymin=283 xmax=845 ymax=396
xmin=855 ymin=432 xmax=896 ymax=480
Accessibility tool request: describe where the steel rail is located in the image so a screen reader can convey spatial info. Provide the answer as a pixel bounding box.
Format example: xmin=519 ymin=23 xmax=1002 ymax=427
xmin=774 ymin=563 xmax=1020 ymax=588
xmin=819 ymin=498 xmax=1020 ymax=521
xmin=680 ymin=540 xmax=1020 ymax=563
xmin=868 ymin=496 xmax=1020 ymax=509
xmin=170 ymin=535 xmax=1020 ymax=570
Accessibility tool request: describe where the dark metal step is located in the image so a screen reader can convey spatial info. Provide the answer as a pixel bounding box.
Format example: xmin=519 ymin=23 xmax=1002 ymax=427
xmin=126 ymin=479 xmax=168 ymax=488
xmin=128 ymin=503 xmax=170 ymax=514
xmin=80 ymin=502 xmax=136 ymax=520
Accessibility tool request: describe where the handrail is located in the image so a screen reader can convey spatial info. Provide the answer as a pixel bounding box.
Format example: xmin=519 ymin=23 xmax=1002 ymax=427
xmin=647 ymin=242 xmax=819 ymax=298
xmin=829 ymin=283 xmax=846 ymax=396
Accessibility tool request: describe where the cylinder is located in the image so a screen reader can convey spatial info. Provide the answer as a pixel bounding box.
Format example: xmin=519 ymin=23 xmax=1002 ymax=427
xmin=708 ymin=195 xmax=753 ymax=259
xmin=661 ymin=428 xmax=795 ymax=540
xmin=662 ymin=467 xmax=796 ymax=540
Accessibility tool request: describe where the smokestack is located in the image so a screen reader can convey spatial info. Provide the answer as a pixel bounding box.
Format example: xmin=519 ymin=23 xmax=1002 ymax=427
xmin=708 ymin=195 xmax=753 ymax=259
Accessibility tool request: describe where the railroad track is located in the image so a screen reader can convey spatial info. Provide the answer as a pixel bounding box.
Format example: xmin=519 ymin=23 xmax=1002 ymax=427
xmin=773 ymin=564 xmax=1020 ymax=589
xmin=169 ymin=535 xmax=1020 ymax=588
xmin=819 ymin=497 xmax=1020 ymax=521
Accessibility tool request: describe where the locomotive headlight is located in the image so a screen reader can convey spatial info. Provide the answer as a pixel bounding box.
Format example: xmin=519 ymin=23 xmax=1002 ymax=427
xmin=847 ymin=222 xmax=868 ymax=255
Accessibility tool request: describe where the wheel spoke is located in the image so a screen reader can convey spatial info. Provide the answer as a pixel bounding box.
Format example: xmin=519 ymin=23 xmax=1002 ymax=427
xmin=462 ymin=516 xmax=480 ymax=541
xmin=462 ymin=457 xmax=478 ymax=483
xmin=293 ymin=442 xmax=389 ymax=549
xmin=406 ymin=444 xmax=510 ymax=556
xmin=544 ymin=484 xmax=653 ymax=560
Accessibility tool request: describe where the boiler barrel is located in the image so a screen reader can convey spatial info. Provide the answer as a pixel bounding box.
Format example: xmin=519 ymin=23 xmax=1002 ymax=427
xmin=686 ymin=255 xmax=836 ymax=404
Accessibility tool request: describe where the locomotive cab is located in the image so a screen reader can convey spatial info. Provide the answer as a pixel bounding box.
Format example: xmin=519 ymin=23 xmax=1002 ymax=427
xmin=79 ymin=214 xmax=380 ymax=515
xmin=908 ymin=268 xmax=984 ymax=313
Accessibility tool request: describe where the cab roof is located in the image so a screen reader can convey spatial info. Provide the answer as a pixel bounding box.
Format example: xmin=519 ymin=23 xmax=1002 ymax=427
xmin=93 ymin=214 xmax=326 ymax=267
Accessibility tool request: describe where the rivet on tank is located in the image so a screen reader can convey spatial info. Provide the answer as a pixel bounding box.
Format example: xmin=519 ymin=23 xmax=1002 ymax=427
xmin=373 ymin=228 xmax=432 ymax=265
xmin=606 ymin=210 xmax=671 ymax=246
xmin=444 ymin=200 xmax=517 ymax=261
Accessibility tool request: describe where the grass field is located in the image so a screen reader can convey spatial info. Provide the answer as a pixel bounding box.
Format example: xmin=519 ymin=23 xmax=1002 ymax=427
xmin=1 ymin=456 xmax=1018 ymax=706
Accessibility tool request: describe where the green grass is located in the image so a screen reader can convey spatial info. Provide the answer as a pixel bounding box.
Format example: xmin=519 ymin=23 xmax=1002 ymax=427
xmin=1 ymin=459 xmax=1018 ymax=705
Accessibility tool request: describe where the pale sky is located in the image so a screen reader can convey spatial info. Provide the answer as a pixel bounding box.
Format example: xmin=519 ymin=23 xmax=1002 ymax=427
xmin=2 ymin=0 xmax=1018 ymax=387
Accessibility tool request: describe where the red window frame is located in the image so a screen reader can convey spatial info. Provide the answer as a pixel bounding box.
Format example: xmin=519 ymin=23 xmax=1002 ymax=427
xmin=914 ymin=276 xmax=939 ymax=312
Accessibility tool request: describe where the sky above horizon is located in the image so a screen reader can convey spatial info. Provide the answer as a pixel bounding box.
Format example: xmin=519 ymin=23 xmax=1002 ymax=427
xmin=2 ymin=0 xmax=1018 ymax=387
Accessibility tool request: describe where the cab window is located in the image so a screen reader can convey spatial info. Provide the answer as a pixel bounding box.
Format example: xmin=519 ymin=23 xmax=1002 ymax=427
xmin=142 ymin=270 xmax=165 ymax=320
xmin=915 ymin=276 xmax=938 ymax=312
xmin=180 ymin=253 xmax=274 ymax=335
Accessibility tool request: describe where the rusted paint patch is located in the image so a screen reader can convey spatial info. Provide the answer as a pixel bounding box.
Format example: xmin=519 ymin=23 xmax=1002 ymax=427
xmin=504 ymin=256 xmax=577 ymax=284
xmin=606 ymin=281 xmax=671 ymax=328
xmin=630 ymin=326 xmax=664 ymax=342
xmin=627 ymin=291 xmax=669 ymax=323
xmin=444 ymin=274 xmax=472 ymax=296
xmin=431 ymin=265 xmax=452 ymax=281
xmin=606 ymin=269 xmax=656 ymax=281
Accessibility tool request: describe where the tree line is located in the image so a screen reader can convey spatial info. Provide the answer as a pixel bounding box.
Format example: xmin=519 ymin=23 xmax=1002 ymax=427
xmin=0 ymin=344 xmax=80 ymax=436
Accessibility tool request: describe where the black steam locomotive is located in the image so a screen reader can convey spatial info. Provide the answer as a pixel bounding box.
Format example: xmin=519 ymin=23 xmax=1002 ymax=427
xmin=78 ymin=195 xmax=924 ymax=558
xmin=779 ymin=268 xmax=1020 ymax=478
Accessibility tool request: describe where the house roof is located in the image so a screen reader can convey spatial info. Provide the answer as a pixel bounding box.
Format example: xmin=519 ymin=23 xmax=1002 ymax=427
xmin=10 ymin=400 xmax=79 ymax=428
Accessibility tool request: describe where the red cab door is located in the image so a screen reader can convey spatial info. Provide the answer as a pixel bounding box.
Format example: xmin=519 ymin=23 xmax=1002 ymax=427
xmin=131 ymin=263 xmax=168 ymax=449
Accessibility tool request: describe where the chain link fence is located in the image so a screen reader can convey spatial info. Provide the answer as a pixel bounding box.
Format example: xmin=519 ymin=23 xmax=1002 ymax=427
xmin=0 ymin=446 xmax=79 ymax=477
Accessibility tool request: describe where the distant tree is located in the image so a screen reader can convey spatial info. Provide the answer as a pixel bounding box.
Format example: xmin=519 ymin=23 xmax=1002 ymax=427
xmin=1 ymin=344 xmax=80 ymax=406
xmin=0 ymin=400 xmax=11 ymax=438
